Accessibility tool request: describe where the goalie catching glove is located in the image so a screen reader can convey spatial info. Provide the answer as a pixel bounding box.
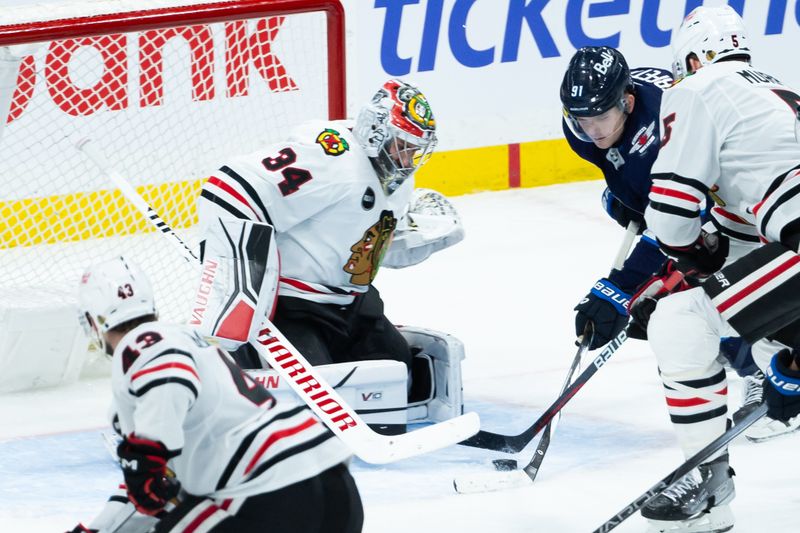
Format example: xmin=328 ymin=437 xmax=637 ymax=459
xmin=382 ymin=188 xmax=464 ymax=267
xmin=117 ymin=434 xmax=180 ymax=516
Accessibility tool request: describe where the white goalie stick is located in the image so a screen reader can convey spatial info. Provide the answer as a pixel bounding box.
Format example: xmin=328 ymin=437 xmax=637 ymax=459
xmin=453 ymin=221 xmax=639 ymax=493
xmin=77 ymin=138 xmax=480 ymax=464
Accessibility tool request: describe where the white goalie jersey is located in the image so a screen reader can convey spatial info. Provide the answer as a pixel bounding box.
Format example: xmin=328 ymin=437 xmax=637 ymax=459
xmin=110 ymin=321 xmax=350 ymax=499
xmin=645 ymin=61 xmax=800 ymax=248
xmin=197 ymin=120 xmax=462 ymax=307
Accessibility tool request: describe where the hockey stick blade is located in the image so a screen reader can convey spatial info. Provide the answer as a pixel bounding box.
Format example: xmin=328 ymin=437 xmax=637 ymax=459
xmin=460 ymin=270 xmax=685 ymax=453
xmin=453 ymin=327 xmax=592 ymax=493
xmin=459 ymin=328 xmax=627 ymax=453
xmin=592 ymin=403 xmax=768 ymax=533
xmin=77 ymin=138 xmax=481 ymax=465
xmin=523 ymin=324 xmax=591 ymax=482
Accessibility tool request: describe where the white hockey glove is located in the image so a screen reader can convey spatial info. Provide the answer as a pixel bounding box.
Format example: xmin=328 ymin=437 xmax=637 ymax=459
xmin=383 ymin=188 xmax=464 ymax=268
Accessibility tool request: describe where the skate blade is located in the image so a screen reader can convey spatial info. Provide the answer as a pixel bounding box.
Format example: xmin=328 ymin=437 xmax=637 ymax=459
xmin=645 ymin=504 xmax=734 ymax=533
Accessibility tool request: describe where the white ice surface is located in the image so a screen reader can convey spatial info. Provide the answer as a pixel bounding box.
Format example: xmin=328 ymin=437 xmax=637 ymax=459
xmin=1 ymin=181 xmax=797 ymax=532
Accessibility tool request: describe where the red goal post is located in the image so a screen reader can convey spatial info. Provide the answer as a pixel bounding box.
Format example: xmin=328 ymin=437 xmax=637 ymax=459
xmin=0 ymin=0 xmax=346 ymax=391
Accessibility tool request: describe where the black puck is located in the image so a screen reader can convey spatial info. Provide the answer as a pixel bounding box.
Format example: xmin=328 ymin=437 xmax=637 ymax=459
xmin=492 ymin=458 xmax=518 ymax=471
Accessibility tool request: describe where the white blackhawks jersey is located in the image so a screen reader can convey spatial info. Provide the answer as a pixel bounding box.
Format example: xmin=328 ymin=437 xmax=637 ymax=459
xmin=645 ymin=61 xmax=800 ymax=247
xmin=198 ymin=120 xmax=414 ymax=305
xmin=110 ymin=321 xmax=350 ymax=499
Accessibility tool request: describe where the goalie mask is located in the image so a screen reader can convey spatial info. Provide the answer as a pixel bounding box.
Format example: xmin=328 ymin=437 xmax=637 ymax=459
xmin=560 ymin=47 xmax=634 ymax=146
xmin=672 ymin=5 xmax=750 ymax=81
xmin=354 ymin=79 xmax=437 ymax=195
xmin=78 ymin=256 xmax=156 ymax=354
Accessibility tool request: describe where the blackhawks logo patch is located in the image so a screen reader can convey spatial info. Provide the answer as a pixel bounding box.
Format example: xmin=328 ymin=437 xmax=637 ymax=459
xmin=316 ymin=128 xmax=350 ymax=156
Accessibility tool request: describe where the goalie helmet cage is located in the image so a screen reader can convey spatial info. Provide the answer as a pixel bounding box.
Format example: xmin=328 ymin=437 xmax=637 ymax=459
xmin=0 ymin=0 xmax=346 ymax=325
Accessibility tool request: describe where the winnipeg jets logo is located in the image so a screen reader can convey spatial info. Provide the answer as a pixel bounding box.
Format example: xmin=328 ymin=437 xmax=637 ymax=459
xmin=629 ymin=121 xmax=656 ymax=155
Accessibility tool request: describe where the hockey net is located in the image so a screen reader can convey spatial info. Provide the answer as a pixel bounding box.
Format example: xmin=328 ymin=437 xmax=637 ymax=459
xmin=0 ymin=0 xmax=346 ymax=326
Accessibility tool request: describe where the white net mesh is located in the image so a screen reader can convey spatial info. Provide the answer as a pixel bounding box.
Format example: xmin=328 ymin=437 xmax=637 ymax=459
xmin=0 ymin=2 xmax=338 ymax=322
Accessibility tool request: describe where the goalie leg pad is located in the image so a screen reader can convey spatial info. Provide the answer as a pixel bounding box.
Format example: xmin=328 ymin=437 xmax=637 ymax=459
xmin=189 ymin=217 xmax=279 ymax=352
xmin=702 ymin=242 xmax=800 ymax=344
xmin=398 ymin=325 xmax=465 ymax=423
xmin=246 ymin=360 xmax=409 ymax=433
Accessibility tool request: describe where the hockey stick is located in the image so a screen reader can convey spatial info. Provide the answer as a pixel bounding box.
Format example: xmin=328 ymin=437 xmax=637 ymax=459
xmin=454 ymin=223 xmax=639 ymax=491
xmin=523 ymin=221 xmax=638 ymax=481
xmin=460 ymin=266 xmax=683 ymax=453
xmin=522 ymin=324 xmax=591 ymax=483
xmin=452 ymin=327 xmax=592 ymax=493
xmin=458 ymin=325 xmax=628 ymax=453
xmin=592 ymin=403 xmax=768 ymax=533
xmin=77 ymin=138 xmax=480 ymax=465
xmin=75 ymin=139 xmax=199 ymax=262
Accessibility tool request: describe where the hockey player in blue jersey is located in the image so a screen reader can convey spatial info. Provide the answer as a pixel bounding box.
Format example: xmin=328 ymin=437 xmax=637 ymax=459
xmin=560 ymin=46 xmax=766 ymax=427
xmin=561 ymin=46 xmax=673 ymax=350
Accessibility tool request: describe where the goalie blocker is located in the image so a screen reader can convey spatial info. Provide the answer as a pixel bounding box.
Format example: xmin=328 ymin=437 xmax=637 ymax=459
xmin=190 ymin=218 xmax=465 ymax=429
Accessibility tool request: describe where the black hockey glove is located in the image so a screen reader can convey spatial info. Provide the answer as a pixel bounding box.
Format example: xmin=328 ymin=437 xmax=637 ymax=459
xmin=627 ymin=260 xmax=694 ymax=340
xmin=574 ymin=278 xmax=631 ymax=350
xmin=601 ymin=188 xmax=644 ymax=233
xmin=117 ymin=434 xmax=180 ymax=516
xmin=765 ymin=349 xmax=800 ymax=422
xmin=658 ymin=230 xmax=728 ymax=277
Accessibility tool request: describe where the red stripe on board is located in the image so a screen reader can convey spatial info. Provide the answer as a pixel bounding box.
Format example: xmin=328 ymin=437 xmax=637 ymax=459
xmin=244 ymin=417 xmax=318 ymax=474
xmin=207 ymin=176 xmax=262 ymax=221
xmin=665 ymin=387 xmax=727 ymax=407
xmin=717 ymin=254 xmax=800 ymax=313
xmin=651 ymin=186 xmax=701 ymax=204
xmin=508 ymin=143 xmax=520 ymax=188
xmin=131 ymin=362 xmax=199 ymax=382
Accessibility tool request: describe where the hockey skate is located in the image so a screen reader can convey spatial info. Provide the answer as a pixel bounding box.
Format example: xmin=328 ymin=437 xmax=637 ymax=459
xmin=732 ymin=370 xmax=764 ymax=426
xmin=743 ymin=412 xmax=800 ymax=442
xmin=732 ymin=370 xmax=800 ymax=442
xmin=642 ymin=454 xmax=735 ymax=533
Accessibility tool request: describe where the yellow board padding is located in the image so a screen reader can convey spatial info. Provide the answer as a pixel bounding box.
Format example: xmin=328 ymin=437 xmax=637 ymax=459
xmin=415 ymin=138 xmax=601 ymax=194
xmin=1 ymin=138 xmax=602 ymax=248
xmin=519 ymin=138 xmax=601 ymax=188
xmin=415 ymin=143 xmax=509 ymax=195
xmin=1 ymin=179 xmax=202 ymax=249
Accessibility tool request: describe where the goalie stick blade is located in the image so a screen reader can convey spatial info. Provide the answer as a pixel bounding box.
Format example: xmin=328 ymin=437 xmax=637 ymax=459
xmin=453 ymin=469 xmax=531 ymax=494
xmin=353 ymin=412 xmax=481 ymax=465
